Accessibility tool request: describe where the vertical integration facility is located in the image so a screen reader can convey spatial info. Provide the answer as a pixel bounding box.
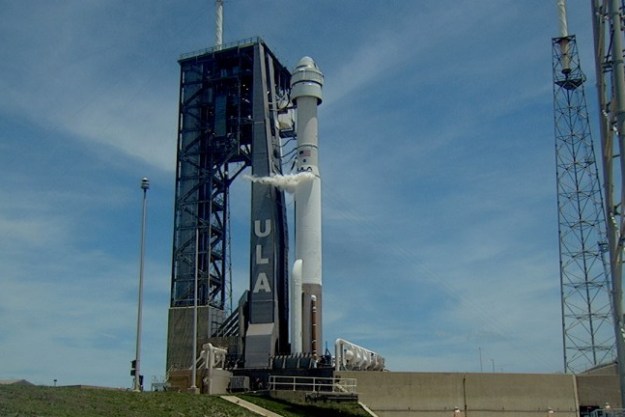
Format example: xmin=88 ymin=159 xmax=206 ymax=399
xmin=167 ymin=38 xmax=292 ymax=371
xmin=165 ymin=34 xmax=384 ymax=389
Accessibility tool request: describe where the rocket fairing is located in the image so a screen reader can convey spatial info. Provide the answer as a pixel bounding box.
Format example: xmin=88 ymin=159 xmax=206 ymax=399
xmin=290 ymin=57 xmax=324 ymax=355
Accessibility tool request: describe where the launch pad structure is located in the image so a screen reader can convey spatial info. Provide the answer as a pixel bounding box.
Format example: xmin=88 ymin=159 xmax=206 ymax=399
xmin=167 ymin=37 xmax=292 ymax=372
xmin=166 ymin=36 xmax=339 ymax=382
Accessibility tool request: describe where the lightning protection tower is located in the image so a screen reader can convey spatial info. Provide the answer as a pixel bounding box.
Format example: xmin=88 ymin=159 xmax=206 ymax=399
xmin=552 ymin=2 xmax=615 ymax=374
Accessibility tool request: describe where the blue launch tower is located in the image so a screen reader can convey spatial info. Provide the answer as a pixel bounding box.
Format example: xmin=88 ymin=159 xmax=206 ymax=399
xmin=167 ymin=38 xmax=291 ymax=372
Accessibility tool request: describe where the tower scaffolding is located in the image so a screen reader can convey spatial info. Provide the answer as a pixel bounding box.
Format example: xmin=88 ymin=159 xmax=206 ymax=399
xmin=552 ymin=3 xmax=615 ymax=374
xmin=167 ymin=38 xmax=292 ymax=373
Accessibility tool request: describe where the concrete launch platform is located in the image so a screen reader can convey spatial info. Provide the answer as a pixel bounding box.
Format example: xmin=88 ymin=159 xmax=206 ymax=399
xmin=336 ymin=370 xmax=619 ymax=417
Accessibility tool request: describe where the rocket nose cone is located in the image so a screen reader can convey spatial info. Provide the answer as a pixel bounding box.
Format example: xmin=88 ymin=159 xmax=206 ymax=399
xmin=292 ymin=56 xmax=323 ymax=80
xmin=291 ymin=56 xmax=324 ymax=99
xmin=296 ymin=56 xmax=317 ymax=70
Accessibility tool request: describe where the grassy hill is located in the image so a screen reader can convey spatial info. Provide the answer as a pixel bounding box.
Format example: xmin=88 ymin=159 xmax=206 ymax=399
xmin=0 ymin=384 xmax=370 ymax=417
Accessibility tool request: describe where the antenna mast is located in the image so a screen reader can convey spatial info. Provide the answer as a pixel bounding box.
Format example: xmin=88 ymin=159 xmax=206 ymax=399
xmin=215 ymin=0 xmax=224 ymax=47
xmin=557 ymin=0 xmax=568 ymax=37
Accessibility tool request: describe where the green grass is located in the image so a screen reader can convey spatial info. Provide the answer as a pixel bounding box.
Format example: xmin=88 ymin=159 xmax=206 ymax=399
xmin=240 ymin=393 xmax=371 ymax=417
xmin=0 ymin=385 xmax=371 ymax=417
xmin=0 ymin=385 xmax=256 ymax=417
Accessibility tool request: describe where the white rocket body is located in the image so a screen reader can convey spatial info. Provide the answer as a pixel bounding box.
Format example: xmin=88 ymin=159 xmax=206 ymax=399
xmin=291 ymin=259 xmax=303 ymax=353
xmin=291 ymin=57 xmax=323 ymax=355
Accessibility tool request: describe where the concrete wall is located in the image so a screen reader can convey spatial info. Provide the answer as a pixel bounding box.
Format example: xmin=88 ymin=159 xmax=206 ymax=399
xmin=166 ymin=306 xmax=225 ymax=372
xmin=576 ymin=374 xmax=620 ymax=409
xmin=336 ymin=372 xmax=580 ymax=417
xmin=167 ymin=368 xmax=232 ymax=395
xmin=203 ymin=369 xmax=232 ymax=395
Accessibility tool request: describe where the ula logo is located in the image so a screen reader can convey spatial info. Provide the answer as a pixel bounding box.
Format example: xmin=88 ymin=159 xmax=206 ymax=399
xmin=252 ymin=219 xmax=272 ymax=293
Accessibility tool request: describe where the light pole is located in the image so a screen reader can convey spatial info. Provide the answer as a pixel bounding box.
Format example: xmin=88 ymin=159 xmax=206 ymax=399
xmin=190 ymin=227 xmax=199 ymax=393
xmin=133 ymin=177 xmax=149 ymax=391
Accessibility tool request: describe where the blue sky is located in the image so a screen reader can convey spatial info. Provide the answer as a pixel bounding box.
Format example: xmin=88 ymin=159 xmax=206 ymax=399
xmin=0 ymin=1 xmax=599 ymax=387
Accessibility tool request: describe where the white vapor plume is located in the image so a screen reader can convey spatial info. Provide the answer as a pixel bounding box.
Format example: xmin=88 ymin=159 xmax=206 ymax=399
xmin=245 ymin=173 xmax=315 ymax=193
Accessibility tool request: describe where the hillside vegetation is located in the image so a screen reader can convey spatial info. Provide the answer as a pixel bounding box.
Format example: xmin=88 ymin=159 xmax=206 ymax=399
xmin=0 ymin=384 xmax=370 ymax=417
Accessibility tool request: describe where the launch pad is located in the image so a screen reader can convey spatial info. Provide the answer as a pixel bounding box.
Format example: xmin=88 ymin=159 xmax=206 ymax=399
xmin=167 ymin=37 xmax=291 ymax=373
xmin=166 ymin=37 xmax=368 ymax=390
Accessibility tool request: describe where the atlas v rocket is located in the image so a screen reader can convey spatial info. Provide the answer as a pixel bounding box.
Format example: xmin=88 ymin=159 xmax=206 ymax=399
xmin=290 ymin=57 xmax=324 ymax=356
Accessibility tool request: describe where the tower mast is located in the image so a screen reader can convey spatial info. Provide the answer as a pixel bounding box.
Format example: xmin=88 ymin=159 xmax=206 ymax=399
xmin=215 ymin=0 xmax=223 ymax=47
xmin=552 ymin=0 xmax=615 ymax=374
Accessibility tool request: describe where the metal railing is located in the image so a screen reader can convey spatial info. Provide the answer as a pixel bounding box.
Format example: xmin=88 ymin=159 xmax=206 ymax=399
xmin=590 ymin=409 xmax=625 ymax=417
xmin=268 ymin=375 xmax=357 ymax=393
xmin=179 ymin=37 xmax=263 ymax=60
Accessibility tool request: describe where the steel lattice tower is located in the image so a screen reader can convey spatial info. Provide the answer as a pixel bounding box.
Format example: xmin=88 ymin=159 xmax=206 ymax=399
xmin=167 ymin=38 xmax=292 ymax=372
xmin=552 ymin=33 xmax=615 ymax=374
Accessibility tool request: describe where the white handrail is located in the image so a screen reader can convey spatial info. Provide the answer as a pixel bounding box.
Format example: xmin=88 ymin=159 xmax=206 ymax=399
xmin=268 ymin=375 xmax=357 ymax=393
